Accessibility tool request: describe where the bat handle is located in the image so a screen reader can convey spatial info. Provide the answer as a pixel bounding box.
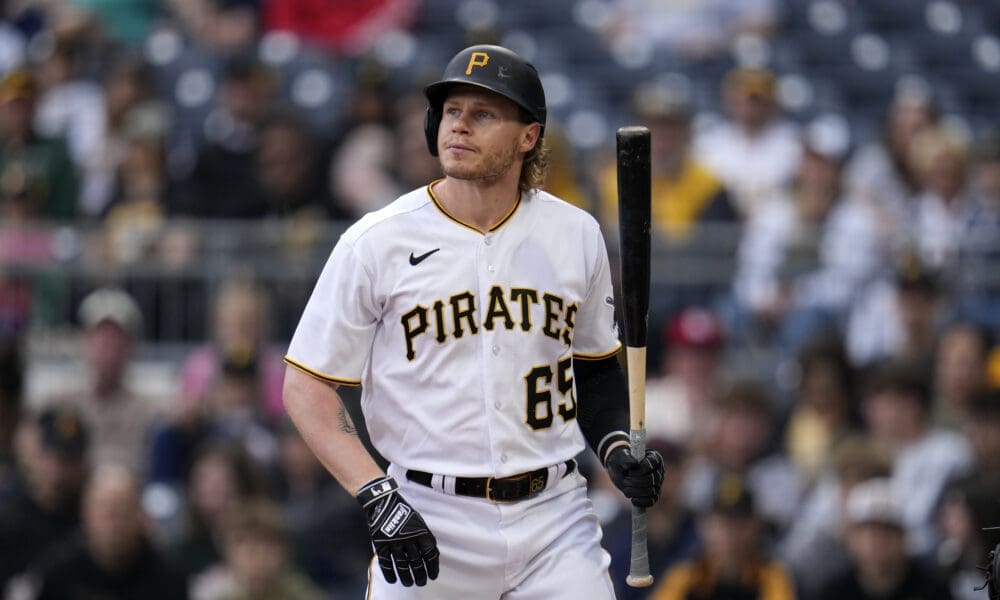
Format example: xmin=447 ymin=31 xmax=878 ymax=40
xmin=626 ymin=428 xmax=654 ymax=588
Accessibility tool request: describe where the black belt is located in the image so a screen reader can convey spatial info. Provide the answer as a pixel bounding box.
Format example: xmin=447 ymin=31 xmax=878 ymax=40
xmin=406 ymin=460 xmax=576 ymax=502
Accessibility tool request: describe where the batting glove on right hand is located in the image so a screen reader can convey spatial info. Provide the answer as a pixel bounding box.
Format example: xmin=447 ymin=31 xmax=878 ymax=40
xmin=356 ymin=476 xmax=440 ymax=587
xmin=605 ymin=445 xmax=665 ymax=508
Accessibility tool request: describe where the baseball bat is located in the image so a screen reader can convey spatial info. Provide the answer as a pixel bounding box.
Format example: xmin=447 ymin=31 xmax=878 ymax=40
xmin=616 ymin=126 xmax=654 ymax=589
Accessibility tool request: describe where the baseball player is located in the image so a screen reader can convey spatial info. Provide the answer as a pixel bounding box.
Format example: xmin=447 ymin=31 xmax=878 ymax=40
xmin=283 ymin=44 xmax=665 ymax=599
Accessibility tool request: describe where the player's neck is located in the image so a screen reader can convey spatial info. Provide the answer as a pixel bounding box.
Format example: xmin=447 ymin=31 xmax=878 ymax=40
xmin=435 ymin=177 xmax=521 ymax=233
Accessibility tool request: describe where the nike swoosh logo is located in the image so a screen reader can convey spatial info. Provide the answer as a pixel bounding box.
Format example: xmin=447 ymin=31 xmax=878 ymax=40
xmin=409 ymin=248 xmax=441 ymax=266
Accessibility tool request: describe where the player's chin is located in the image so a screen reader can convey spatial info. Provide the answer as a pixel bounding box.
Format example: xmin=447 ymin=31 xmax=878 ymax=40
xmin=441 ymin=162 xmax=483 ymax=181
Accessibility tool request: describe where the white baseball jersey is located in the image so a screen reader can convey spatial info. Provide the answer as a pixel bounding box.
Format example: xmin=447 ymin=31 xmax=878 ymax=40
xmin=286 ymin=183 xmax=621 ymax=478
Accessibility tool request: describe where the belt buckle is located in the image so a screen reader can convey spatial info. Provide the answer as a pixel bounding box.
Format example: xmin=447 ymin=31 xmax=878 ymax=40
xmin=486 ymin=471 xmax=547 ymax=503
xmin=486 ymin=475 xmax=516 ymax=503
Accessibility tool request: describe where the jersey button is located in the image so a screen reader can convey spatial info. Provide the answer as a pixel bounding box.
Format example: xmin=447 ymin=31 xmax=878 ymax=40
xmin=500 ymin=453 xmax=508 ymax=463
xmin=494 ymin=400 xmax=502 ymax=409
xmin=484 ymin=236 xmax=492 ymax=246
xmin=487 ymin=265 xmax=496 ymax=273
xmin=491 ymin=344 xmax=500 ymax=355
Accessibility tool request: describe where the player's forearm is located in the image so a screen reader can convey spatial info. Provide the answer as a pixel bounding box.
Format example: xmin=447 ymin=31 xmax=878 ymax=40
xmin=575 ymin=356 xmax=631 ymax=464
xmin=282 ymin=366 xmax=384 ymax=494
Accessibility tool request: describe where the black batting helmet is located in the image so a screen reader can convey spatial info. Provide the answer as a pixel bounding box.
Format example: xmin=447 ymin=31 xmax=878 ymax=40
xmin=423 ymin=44 xmax=546 ymax=156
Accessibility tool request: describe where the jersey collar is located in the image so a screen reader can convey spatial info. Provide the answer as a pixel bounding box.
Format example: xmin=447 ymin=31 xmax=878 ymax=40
xmin=427 ymin=179 xmax=523 ymax=235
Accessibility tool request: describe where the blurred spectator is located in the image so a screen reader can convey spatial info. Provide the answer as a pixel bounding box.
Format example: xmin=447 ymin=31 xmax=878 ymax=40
xmin=190 ymin=498 xmax=324 ymax=600
xmin=391 ymin=90 xmax=443 ymax=194
xmin=934 ymin=475 xmax=1000 ymax=600
xmin=860 ymin=359 xmax=973 ymax=555
xmin=932 ymin=322 xmax=990 ymax=429
xmin=0 ymin=149 xmax=72 ymax=331
xmin=149 ymin=350 xmax=279 ymax=487
xmin=81 ymin=53 xmax=161 ymax=216
xmin=28 ymin=464 xmax=189 ymax=600
xmin=251 ymin=113 xmax=338 ymax=218
xmin=164 ymin=443 xmax=269 ymax=581
xmin=732 ymin=114 xmax=859 ymax=350
xmin=963 ymin=387 xmax=1000 ymax=484
xmin=0 ymin=68 xmax=78 ymax=220
xmin=784 ymin=333 xmax=858 ymax=482
xmin=599 ymin=81 xmax=739 ymax=319
xmin=845 ymin=86 xmax=938 ymax=228
xmin=685 ymin=380 xmax=801 ymax=533
xmin=275 ymin=423 xmax=371 ymax=595
xmin=846 ymin=251 xmax=948 ymax=368
xmin=907 ymin=125 xmax=972 ymax=270
xmin=0 ymin=406 xmax=88 ymax=591
xmin=101 ymin=103 xmax=174 ymax=265
xmin=817 ymin=477 xmax=952 ymax=600
xmin=0 ymin=136 xmax=69 ymax=331
xmin=166 ymin=0 xmax=258 ymax=55
xmin=176 ymin=56 xmax=275 ymax=218
xmin=0 ymin=335 xmax=24 ymax=488
xmin=651 ymin=472 xmax=795 ymax=600
xmin=604 ymin=439 xmax=700 ymax=600
xmin=180 ymin=278 xmax=286 ymax=424
xmin=262 ymin=0 xmax=420 ymax=56
xmin=40 ymin=287 xmax=163 ymax=476
xmin=327 ymin=76 xmax=401 ymax=218
xmin=645 ymin=307 xmax=725 ymax=448
xmin=602 ymin=0 xmax=779 ymax=62
xmin=694 ymin=67 xmax=801 ymax=218
xmin=779 ymin=436 xmax=891 ymax=600
xmin=599 ymin=80 xmax=737 ymax=240
xmin=32 ymin=34 xmax=107 ymax=208
xmin=954 ymin=129 xmax=1000 ymax=331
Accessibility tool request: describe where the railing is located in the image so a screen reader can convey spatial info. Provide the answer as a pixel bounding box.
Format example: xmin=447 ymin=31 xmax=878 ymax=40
xmin=3 ymin=219 xmax=998 ymax=360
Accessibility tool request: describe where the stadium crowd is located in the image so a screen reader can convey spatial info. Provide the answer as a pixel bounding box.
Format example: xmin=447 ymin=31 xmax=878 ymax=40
xmin=2 ymin=0 xmax=1000 ymax=598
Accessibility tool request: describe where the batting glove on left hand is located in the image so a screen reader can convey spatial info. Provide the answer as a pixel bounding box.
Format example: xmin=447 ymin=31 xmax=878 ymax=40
xmin=605 ymin=445 xmax=665 ymax=508
xmin=356 ymin=476 xmax=440 ymax=587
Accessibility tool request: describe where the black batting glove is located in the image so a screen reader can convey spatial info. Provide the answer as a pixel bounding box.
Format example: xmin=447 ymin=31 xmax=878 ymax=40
xmin=605 ymin=445 xmax=665 ymax=508
xmin=356 ymin=476 xmax=440 ymax=587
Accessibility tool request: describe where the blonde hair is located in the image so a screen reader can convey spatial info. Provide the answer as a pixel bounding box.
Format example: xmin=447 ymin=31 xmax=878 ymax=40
xmin=519 ymin=137 xmax=550 ymax=193
xmin=907 ymin=126 xmax=968 ymax=177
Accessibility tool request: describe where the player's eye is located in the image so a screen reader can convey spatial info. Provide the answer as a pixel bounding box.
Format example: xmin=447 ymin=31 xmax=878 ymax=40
xmin=476 ymin=111 xmax=495 ymax=120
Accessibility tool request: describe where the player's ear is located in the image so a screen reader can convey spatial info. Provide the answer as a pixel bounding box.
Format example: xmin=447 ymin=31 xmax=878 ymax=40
xmin=519 ymin=123 xmax=541 ymax=153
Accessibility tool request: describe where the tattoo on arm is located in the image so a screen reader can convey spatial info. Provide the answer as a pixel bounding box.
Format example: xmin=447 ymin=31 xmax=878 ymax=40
xmin=337 ymin=405 xmax=358 ymax=436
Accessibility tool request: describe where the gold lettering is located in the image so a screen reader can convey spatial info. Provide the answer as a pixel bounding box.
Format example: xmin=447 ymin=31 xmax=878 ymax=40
xmin=562 ymin=303 xmax=578 ymax=347
xmin=449 ymin=291 xmax=478 ymax=339
xmin=401 ymin=305 xmax=429 ymax=361
xmin=542 ymin=293 xmax=564 ymax=341
xmin=465 ymin=51 xmax=490 ymax=75
xmin=510 ymin=288 xmax=539 ymax=331
xmin=484 ymin=286 xmax=515 ymax=331
xmin=432 ymin=300 xmax=447 ymax=343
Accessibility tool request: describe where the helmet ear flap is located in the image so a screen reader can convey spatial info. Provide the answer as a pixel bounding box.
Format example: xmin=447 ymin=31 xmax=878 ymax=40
xmin=424 ymin=104 xmax=442 ymax=157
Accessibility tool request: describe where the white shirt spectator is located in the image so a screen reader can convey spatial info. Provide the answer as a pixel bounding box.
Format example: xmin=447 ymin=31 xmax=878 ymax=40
xmin=694 ymin=118 xmax=801 ymax=217
xmin=34 ymin=79 xmax=111 ymax=216
xmin=685 ymin=453 xmax=802 ymax=530
xmin=735 ymin=192 xmax=884 ymax=318
xmin=845 ymin=142 xmax=913 ymax=217
xmin=911 ymin=190 xmax=974 ymax=271
xmin=845 ymin=280 xmax=905 ymax=367
xmin=892 ymin=429 xmax=973 ymax=555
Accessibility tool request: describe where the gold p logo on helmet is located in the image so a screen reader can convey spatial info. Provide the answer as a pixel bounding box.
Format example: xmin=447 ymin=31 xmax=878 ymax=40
xmin=465 ymin=52 xmax=490 ymax=75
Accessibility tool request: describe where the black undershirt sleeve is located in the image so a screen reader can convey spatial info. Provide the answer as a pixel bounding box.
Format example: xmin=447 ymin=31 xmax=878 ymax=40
xmin=574 ymin=354 xmax=630 ymax=464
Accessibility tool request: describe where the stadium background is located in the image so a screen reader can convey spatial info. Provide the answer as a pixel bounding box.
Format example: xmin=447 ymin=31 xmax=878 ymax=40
xmin=1 ymin=0 xmax=1000 ymax=598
